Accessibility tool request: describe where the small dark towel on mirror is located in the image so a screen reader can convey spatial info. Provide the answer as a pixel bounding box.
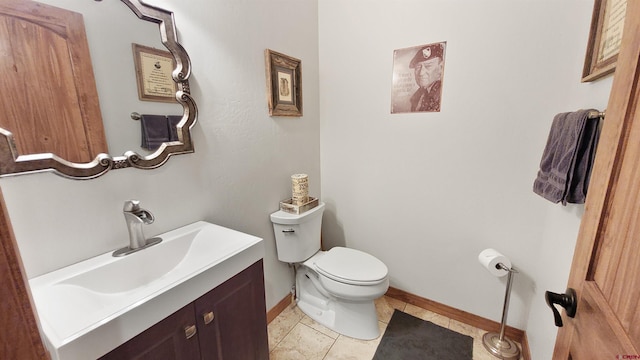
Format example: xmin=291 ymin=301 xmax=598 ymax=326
xmin=533 ymin=109 xmax=601 ymax=205
xmin=140 ymin=114 xmax=170 ymax=150
xmin=167 ymin=115 xmax=182 ymax=142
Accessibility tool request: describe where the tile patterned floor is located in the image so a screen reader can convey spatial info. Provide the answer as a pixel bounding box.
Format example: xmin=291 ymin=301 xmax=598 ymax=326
xmin=267 ymin=295 xmax=524 ymax=360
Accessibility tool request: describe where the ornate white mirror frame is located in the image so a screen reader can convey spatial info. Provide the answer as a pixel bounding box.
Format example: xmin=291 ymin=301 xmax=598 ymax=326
xmin=0 ymin=0 xmax=197 ymax=179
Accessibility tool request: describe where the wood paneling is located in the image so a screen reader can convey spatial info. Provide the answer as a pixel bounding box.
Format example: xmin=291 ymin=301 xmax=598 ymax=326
xmin=591 ymin=105 xmax=640 ymax=348
xmin=553 ymin=2 xmax=640 ymax=358
xmin=569 ymin=282 xmax=636 ymax=359
xmin=0 ymin=0 xmax=107 ymax=163
xmin=0 ymin=187 xmax=48 ymax=359
xmin=267 ymin=293 xmax=293 ymax=324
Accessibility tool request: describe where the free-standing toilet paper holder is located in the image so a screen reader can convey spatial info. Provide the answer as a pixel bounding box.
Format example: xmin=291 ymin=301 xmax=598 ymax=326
xmin=482 ymin=262 xmax=521 ymax=360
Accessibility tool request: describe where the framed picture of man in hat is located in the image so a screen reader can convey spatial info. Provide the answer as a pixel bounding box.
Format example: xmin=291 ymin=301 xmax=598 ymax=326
xmin=391 ymin=42 xmax=446 ymax=114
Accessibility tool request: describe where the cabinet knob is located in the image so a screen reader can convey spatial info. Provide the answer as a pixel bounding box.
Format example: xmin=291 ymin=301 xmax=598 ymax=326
xmin=203 ymin=311 xmax=215 ymax=325
xmin=184 ymin=324 xmax=197 ymax=339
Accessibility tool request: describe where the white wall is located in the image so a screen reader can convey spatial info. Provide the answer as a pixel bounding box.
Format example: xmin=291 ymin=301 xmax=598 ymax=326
xmin=2 ymin=1 xmax=617 ymax=358
xmin=1 ymin=0 xmax=320 ymax=314
xmin=318 ymin=1 xmax=612 ymax=359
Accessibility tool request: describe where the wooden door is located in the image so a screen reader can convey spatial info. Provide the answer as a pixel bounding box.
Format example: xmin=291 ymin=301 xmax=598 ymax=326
xmin=0 ymin=187 xmax=48 ymax=360
xmin=0 ymin=0 xmax=107 ymax=163
xmin=553 ymin=2 xmax=640 ymax=358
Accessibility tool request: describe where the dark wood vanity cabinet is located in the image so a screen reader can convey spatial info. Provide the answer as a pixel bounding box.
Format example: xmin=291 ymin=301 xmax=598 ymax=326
xmin=194 ymin=261 xmax=269 ymax=359
xmin=100 ymin=260 xmax=269 ymax=360
xmin=99 ymin=304 xmax=200 ymax=360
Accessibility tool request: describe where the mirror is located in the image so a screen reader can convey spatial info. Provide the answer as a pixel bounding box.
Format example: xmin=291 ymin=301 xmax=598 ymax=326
xmin=0 ymin=0 xmax=197 ymax=179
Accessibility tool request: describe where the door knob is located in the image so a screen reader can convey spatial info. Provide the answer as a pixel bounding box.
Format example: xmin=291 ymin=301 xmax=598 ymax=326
xmin=545 ymin=288 xmax=577 ymax=327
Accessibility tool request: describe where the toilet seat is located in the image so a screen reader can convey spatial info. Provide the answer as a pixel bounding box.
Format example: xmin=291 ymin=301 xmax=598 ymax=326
xmin=313 ymin=247 xmax=388 ymax=286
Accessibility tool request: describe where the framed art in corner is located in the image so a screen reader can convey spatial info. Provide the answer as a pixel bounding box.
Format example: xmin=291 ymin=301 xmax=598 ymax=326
xmin=265 ymin=49 xmax=302 ymax=117
xmin=132 ymin=43 xmax=177 ymax=102
xmin=582 ymin=0 xmax=628 ymax=82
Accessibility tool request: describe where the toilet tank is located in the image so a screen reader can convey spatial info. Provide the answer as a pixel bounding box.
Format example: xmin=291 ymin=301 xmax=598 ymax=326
xmin=270 ymin=202 xmax=325 ymax=263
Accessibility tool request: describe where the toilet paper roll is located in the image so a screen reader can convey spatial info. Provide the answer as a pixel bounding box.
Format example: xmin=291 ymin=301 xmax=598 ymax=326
xmin=291 ymin=174 xmax=309 ymax=205
xmin=478 ymin=248 xmax=512 ymax=277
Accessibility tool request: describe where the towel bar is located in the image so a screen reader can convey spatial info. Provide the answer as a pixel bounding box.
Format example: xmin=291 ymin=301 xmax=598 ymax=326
xmin=588 ymin=109 xmax=605 ymax=120
xmin=131 ymin=112 xmax=141 ymax=120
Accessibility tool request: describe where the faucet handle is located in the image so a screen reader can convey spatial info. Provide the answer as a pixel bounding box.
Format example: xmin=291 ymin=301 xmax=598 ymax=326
xmin=123 ymin=200 xmax=141 ymax=212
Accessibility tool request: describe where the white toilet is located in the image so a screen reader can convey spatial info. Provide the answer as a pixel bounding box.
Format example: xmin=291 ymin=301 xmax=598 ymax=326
xmin=270 ymin=202 xmax=389 ymax=340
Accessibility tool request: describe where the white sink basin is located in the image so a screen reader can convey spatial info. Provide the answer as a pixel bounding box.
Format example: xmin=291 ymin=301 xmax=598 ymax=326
xmin=29 ymin=221 xmax=264 ymax=360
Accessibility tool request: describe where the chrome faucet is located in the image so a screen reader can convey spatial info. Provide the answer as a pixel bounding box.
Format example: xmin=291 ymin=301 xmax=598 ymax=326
xmin=124 ymin=200 xmax=154 ymax=248
xmin=113 ymin=200 xmax=162 ymax=257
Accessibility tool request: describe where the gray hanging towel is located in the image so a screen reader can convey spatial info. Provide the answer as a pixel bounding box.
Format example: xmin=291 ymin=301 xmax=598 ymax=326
xmin=565 ymin=114 xmax=601 ymax=204
xmin=167 ymin=115 xmax=182 ymax=142
xmin=140 ymin=114 xmax=170 ymax=150
xmin=533 ymin=109 xmax=601 ymax=205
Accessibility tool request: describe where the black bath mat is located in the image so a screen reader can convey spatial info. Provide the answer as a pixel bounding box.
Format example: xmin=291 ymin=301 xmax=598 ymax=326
xmin=373 ymin=310 xmax=473 ymax=360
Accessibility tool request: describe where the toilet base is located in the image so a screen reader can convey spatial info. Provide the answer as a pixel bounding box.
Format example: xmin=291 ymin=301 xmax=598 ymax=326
xmin=296 ymin=267 xmax=381 ymax=340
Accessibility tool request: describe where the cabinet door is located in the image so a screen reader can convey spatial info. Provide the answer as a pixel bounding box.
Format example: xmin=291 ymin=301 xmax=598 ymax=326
xmin=99 ymin=303 xmax=201 ymax=360
xmin=195 ymin=260 xmax=269 ymax=360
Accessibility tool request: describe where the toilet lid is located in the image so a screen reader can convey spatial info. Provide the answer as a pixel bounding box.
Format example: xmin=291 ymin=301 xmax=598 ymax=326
xmin=314 ymin=247 xmax=388 ymax=285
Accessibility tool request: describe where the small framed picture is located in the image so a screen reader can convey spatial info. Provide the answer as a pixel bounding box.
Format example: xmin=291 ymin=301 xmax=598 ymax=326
xmin=132 ymin=43 xmax=177 ymax=102
xmin=582 ymin=0 xmax=628 ymax=82
xmin=265 ymin=49 xmax=302 ymax=117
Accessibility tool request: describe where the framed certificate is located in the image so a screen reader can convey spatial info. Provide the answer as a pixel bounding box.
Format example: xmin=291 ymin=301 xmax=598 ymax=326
xmin=582 ymin=0 xmax=628 ymax=82
xmin=132 ymin=43 xmax=177 ymax=102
